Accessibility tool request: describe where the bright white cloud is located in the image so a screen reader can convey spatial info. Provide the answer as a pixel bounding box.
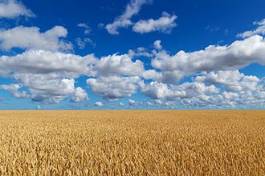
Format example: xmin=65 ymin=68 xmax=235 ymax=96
xmin=0 ymin=49 xmax=146 ymax=102
xmin=195 ymin=70 xmax=259 ymax=92
xmin=87 ymin=76 xmax=142 ymax=99
xmin=141 ymin=81 xmax=183 ymax=100
xmin=141 ymin=81 xmax=217 ymax=101
xmin=0 ymin=0 xmax=34 ymax=19
xmin=133 ymin=12 xmax=177 ymax=33
xmin=141 ymin=70 xmax=265 ymax=107
xmin=1 ymin=78 xmax=84 ymax=103
xmin=28 ymin=78 xmax=77 ymax=103
xmin=0 ymin=50 xmax=96 ymax=103
xmin=86 ymin=53 xmax=145 ymax=100
xmin=106 ymin=0 xmax=151 ymax=34
xmin=238 ymin=19 xmax=265 ymax=38
xmin=72 ymin=87 xmax=88 ymax=102
xmin=94 ymin=54 xmax=144 ymax=77
xmin=0 ymin=26 xmax=71 ymax=51
xmin=151 ymin=35 xmax=265 ymax=83
xmin=95 ymin=101 xmax=103 ymax=107
xmin=193 ymin=71 xmax=265 ymax=106
xmin=1 ymin=18 xmax=265 ymax=108
xmin=0 ymin=50 xmax=95 ymax=76
xmin=128 ymin=47 xmax=153 ymax=58
xmin=153 ymin=40 xmax=162 ymax=50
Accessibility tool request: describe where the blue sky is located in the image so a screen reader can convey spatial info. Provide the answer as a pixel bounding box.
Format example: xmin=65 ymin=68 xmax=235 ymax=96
xmin=0 ymin=0 xmax=265 ymax=109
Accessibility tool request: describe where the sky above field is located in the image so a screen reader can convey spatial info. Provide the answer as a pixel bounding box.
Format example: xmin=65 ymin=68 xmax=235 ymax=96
xmin=0 ymin=0 xmax=265 ymax=109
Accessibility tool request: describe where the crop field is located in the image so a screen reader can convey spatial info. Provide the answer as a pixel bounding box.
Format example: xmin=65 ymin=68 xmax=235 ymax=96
xmin=0 ymin=111 xmax=265 ymax=175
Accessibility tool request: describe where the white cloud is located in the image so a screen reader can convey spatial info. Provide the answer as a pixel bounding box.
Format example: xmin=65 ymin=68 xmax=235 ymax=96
xmin=195 ymin=70 xmax=259 ymax=92
xmin=128 ymin=47 xmax=153 ymax=58
xmin=0 ymin=83 xmax=29 ymax=98
xmin=141 ymin=81 xmax=217 ymax=101
xmin=0 ymin=49 xmax=145 ymax=102
xmin=0 ymin=50 xmax=96 ymax=103
xmin=72 ymin=87 xmax=88 ymax=102
xmin=95 ymin=54 xmax=144 ymax=77
xmin=143 ymin=69 xmax=162 ymax=80
xmin=141 ymin=70 xmax=265 ymax=107
xmin=76 ymin=23 xmax=94 ymax=49
xmin=128 ymin=99 xmax=136 ymax=105
xmin=105 ymin=1 xmax=176 ymax=35
xmin=95 ymin=101 xmax=103 ymax=107
xmin=77 ymin=23 xmax=91 ymax=35
xmin=141 ymin=81 xmax=183 ymax=99
xmin=28 ymin=78 xmax=77 ymax=103
xmin=75 ymin=37 xmax=95 ymax=49
xmin=153 ymin=40 xmax=162 ymax=50
xmin=1 ymin=78 xmax=84 ymax=103
xmin=143 ymin=69 xmax=184 ymax=84
xmin=193 ymin=71 xmax=265 ymax=106
xmin=133 ymin=12 xmax=177 ymax=34
xmin=86 ymin=53 xmax=145 ymax=99
xmin=0 ymin=50 xmax=95 ymax=76
xmin=238 ymin=19 xmax=265 ymax=38
xmin=106 ymin=0 xmax=151 ymax=34
xmin=87 ymin=76 xmax=142 ymax=99
xmin=0 ymin=26 xmax=71 ymax=51
xmin=151 ymin=35 xmax=265 ymax=83
xmin=1 ymin=22 xmax=265 ymax=107
xmin=0 ymin=0 xmax=34 ymax=19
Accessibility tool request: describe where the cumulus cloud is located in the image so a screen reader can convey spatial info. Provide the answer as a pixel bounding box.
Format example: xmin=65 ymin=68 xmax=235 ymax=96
xmin=195 ymin=70 xmax=259 ymax=92
xmin=105 ymin=1 xmax=177 ymax=35
xmin=0 ymin=26 xmax=72 ymax=51
xmin=1 ymin=17 xmax=265 ymax=108
xmin=28 ymin=78 xmax=78 ymax=103
xmin=193 ymin=71 xmax=265 ymax=106
xmin=0 ymin=48 xmax=146 ymax=102
xmin=238 ymin=19 xmax=265 ymax=38
xmin=0 ymin=83 xmax=29 ymax=98
xmin=87 ymin=76 xmax=142 ymax=99
xmin=72 ymin=87 xmax=88 ymax=102
xmin=106 ymin=0 xmax=151 ymax=34
xmin=151 ymin=35 xmax=265 ymax=83
xmin=141 ymin=71 xmax=265 ymax=107
xmin=128 ymin=99 xmax=136 ymax=105
xmin=0 ymin=50 xmax=96 ymax=103
xmin=95 ymin=101 xmax=103 ymax=107
xmin=133 ymin=12 xmax=177 ymax=34
xmin=143 ymin=69 xmax=162 ymax=80
xmin=153 ymin=40 xmax=162 ymax=50
xmin=0 ymin=0 xmax=34 ymax=19
xmin=0 ymin=50 xmax=95 ymax=76
xmin=141 ymin=81 xmax=217 ymax=101
xmin=94 ymin=54 xmax=144 ymax=77
xmin=1 ymin=78 xmax=85 ymax=103
xmin=85 ymin=53 xmax=145 ymax=99
xmin=143 ymin=69 xmax=184 ymax=84
xmin=141 ymin=82 xmax=179 ymax=99
xmin=128 ymin=47 xmax=153 ymax=58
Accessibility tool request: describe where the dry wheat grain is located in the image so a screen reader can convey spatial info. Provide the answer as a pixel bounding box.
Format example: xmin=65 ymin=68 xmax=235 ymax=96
xmin=0 ymin=111 xmax=264 ymax=176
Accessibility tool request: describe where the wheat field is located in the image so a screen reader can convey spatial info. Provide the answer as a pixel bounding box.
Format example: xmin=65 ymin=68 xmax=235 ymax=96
xmin=0 ymin=111 xmax=265 ymax=176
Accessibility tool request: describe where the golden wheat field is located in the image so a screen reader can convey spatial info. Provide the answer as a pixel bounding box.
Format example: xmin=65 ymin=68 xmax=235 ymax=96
xmin=0 ymin=111 xmax=265 ymax=176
